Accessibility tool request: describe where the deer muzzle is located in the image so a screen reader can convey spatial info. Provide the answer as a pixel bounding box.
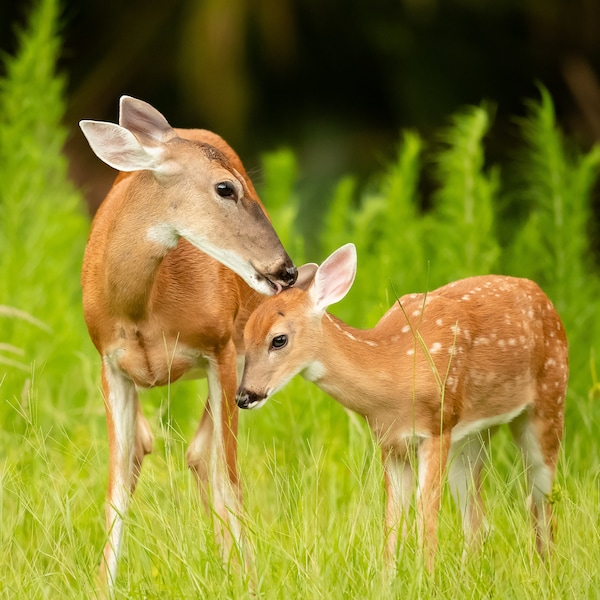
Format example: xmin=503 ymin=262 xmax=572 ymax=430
xmin=236 ymin=389 xmax=267 ymax=410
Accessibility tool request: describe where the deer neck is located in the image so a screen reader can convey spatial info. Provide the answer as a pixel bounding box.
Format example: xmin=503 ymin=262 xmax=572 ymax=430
xmin=307 ymin=313 xmax=394 ymax=416
xmin=100 ymin=175 xmax=178 ymax=320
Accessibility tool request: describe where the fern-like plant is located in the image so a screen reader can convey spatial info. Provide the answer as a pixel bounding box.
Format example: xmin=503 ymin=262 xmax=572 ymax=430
xmin=425 ymin=104 xmax=501 ymax=285
xmin=0 ymin=0 xmax=91 ymax=429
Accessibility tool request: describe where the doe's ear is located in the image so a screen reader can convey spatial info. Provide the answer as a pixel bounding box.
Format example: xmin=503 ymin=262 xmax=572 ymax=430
xmin=118 ymin=95 xmax=177 ymax=144
xmin=309 ymin=243 xmax=357 ymax=313
xmin=79 ymin=120 xmax=165 ymax=172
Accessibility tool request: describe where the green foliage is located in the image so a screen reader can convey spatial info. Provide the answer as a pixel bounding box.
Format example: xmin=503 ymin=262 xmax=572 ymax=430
xmin=2 ymin=0 xmax=600 ymax=597
xmin=501 ymin=89 xmax=600 ymax=466
xmin=258 ymin=147 xmax=305 ymax=262
xmin=310 ymin=90 xmax=600 ymax=467
xmin=0 ymin=0 xmax=91 ymax=431
xmin=426 ymin=105 xmax=500 ymax=283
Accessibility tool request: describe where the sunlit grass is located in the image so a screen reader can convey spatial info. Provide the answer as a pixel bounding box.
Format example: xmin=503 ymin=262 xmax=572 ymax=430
xmin=1 ymin=379 xmax=599 ymax=598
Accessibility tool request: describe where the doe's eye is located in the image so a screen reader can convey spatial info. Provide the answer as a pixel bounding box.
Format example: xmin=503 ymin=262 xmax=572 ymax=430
xmin=271 ymin=334 xmax=288 ymax=350
xmin=216 ymin=181 xmax=236 ymax=200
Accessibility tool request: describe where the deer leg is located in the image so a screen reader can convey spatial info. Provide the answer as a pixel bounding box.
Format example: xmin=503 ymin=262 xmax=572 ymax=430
xmin=382 ymin=447 xmax=414 ymax=565
xmin=187 ymin=342 xmax=244 ymax=562
xmin=447 ymin=433 xmax=488 ymax=553
xmin=416 ymin=432 xmax=451 ymax=572
xmin=100 ymin=360 xmax=152 ymax=592
xmin=510 ymin=410 xmax=560 ymax=557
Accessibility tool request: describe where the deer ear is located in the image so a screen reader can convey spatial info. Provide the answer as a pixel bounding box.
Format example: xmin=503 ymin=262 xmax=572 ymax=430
xmin=309 ymin=243 xmax=357 ymax=313
xmin=79 ymin=120 xmax=166 ymax=172
xmin=294 ymin=263 xmax=318 ymax=290
xmin=79 ymin=96 xmax=181 ymax=173
xmin=118 ymin=95 xmax=177 ymax=144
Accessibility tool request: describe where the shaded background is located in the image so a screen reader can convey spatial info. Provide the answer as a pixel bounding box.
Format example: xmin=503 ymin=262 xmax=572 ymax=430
xmin=2 ymin=0 xmax=599 ymax=217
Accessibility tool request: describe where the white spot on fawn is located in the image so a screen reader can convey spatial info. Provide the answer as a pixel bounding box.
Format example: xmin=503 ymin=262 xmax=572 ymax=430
xmin=430 ymin=342 xmax=442 ymax=353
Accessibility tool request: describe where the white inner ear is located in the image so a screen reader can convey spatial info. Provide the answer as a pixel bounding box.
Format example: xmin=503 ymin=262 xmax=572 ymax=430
xmin=119 ymin=95 xmax=176 ymax=143
xmin=80 ymin=120 xmax=166 ymax=173
xmin=295 ymin=263 xmax=318 ymax=291
xmin=309 ymin=244 xmax=357 ymax=313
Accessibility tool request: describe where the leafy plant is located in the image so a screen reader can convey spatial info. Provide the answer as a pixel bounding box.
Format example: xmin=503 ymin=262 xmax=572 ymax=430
xmin=0 ymin=0 xmax=91 ymax=430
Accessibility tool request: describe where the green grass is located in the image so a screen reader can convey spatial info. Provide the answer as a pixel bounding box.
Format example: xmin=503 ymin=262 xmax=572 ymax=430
xmin=2 ymin=388 xmax=600 ymax=598
xmin=2 ymin=0 xmax=600 ymax=598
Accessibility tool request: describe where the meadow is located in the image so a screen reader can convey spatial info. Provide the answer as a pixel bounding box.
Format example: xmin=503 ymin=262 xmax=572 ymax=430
xmin=1 ymin=0 xmax=599 ymax=598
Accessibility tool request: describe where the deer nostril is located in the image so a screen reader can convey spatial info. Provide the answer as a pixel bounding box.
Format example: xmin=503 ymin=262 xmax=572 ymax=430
xmin=283 ymin=265 xmax=298 ymax=286
xmin=236 ymin=392 xmax=249 ymax=409
xmin=236 ymin=390 xmax=266 ymax=409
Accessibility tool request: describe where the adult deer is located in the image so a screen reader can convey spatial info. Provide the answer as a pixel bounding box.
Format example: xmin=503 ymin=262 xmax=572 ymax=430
xmin=80 ymin=96 xmax=297 ymax=591
xmin=237 ymin=243 xmax=568 ymax=570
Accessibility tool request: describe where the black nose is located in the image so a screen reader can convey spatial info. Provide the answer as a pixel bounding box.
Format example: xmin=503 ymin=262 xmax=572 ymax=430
xmin=284 ymin=265 xmax=298 ymax=286
xmin=236 ymin=390 xmax=266 ymax=409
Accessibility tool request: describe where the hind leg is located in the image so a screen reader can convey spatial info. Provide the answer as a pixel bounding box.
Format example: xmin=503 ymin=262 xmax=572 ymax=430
xmin=510 ymin=409 xmax=562 ymax=556
xmin=447 ymin=433 xmax=489 ymax=551
xmin=416 ymin=432 xmax=452 ymax=571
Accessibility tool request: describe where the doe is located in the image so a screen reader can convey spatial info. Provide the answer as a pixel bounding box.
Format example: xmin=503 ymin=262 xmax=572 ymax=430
xmin=236 ymin=243 xmax=568 ymax=569
xmin=80 ymin=96 xmax=296 ymax=591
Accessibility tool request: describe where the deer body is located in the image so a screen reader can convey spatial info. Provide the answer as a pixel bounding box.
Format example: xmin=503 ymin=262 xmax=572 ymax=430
xmin=80 ymin=97 xmax=296 ymax=592
xmin=237 ymin=244 xmax=568 ymax=570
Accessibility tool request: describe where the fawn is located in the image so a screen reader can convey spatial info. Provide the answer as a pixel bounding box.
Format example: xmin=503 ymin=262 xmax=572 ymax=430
xmin=236 ymin=243 xmax=568 ymax=569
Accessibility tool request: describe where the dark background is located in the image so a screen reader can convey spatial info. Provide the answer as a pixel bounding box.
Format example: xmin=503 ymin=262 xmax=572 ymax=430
xmin=2 ymin=0 xmax=599 ymax=214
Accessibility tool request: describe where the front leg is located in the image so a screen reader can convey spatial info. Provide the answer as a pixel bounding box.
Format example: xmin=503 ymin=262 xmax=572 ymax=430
xmin=382 ymin=447 xmax=414 ymax=565
xmin=416 ymin=432 xmax=451 ymax=572
xmin=186 ymin=341 xmax=245 ymax=562
xmin=100 ymin=360 xmax=152 ymax=594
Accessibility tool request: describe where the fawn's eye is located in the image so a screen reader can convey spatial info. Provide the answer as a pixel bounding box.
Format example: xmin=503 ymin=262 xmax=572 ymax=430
xmin=270 ymin=334 xmax=288 ymax=350
xmin=216 ymin=181 xmax=237 ymax=200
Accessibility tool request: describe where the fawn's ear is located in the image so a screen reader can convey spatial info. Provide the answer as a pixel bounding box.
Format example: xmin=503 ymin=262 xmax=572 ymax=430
xmin=294 ymin=263 xmax=318 ymax=290
xmin=308 ymin=243 xmax=357 ymax=314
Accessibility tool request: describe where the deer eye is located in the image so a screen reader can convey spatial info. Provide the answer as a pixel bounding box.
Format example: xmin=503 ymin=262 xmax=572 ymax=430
xmin=216 ymin=181 xmax=237 ymax=200
xmin=270 ymin=334 xmax=288 ymax=350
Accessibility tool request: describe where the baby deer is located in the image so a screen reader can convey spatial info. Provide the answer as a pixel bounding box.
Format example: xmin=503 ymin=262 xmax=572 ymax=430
xmin=236 ymin=243 xmax=568 ymax=570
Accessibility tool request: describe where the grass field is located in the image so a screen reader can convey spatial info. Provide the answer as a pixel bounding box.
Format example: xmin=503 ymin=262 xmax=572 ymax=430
xmin=1 ymin=382 xmax=600 ymax=598
xmin=1 ymin=1 xmax=600 ymax=598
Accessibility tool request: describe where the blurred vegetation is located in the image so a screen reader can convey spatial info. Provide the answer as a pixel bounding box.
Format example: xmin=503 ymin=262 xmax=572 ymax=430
xmin=2 ymin=0 xmax=599 ymax=221
xmin=0 ymin=0 xmax=92 ymax=432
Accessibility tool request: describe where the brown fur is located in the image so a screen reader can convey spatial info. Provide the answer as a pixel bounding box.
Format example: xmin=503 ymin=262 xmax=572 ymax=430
xmin=84 ymin=123 xmax=287 ymax=589
xmin=240 ymin=274 xmax=568 ymax=570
